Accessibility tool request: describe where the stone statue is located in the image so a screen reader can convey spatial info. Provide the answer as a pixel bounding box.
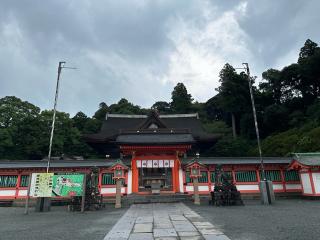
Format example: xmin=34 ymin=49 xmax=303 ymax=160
xmin=211 ymin=164 xmax=243 ymax=206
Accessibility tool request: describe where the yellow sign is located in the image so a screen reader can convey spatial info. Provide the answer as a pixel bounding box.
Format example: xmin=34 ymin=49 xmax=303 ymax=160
xmin=29 ymin=173 xmax=54 ymax=197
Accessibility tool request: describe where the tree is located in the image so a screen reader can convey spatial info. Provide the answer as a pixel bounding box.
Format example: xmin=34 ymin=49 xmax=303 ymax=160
xmin=0 ymin=96 xmax=40 ymax=128
xmin=108 ymin=98 xmax=144 ymax=114
xmin=151 ymin=101 xmax=171 ymax=114
xmin=93 ymin=102 xmax=109 ymax=121
xmin=73 ymin=111 xmax=89 ymax=131
xmin=260 ymin=69 xmax=283 ymax=104
xmin=0 ymin=96 xmax=41 ymax=159
xmin=215 ymin=64 xmax=251 ymax=138
xmin=171 ymin=83 xmax=193 ymax=113
xmin=298 ymin=39 xmax=319 ymax=63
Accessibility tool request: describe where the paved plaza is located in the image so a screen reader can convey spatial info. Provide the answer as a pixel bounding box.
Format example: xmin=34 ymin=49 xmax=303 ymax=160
xmin=103 ymin=203 xmax=230 ymax=240
xmin=0 ymin=199 xmax=320 ymax=240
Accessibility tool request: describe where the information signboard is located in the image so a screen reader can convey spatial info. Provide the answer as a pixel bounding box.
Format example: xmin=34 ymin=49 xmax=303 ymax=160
xmin=52 ymin=174 xmax=84 ymax=197
xmin=29 ymin=173 xmax=54 ymax=197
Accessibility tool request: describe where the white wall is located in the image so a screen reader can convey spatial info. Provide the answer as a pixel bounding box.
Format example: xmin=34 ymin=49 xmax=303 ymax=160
xmin=301 ymin=173 xmax=312 ymax=194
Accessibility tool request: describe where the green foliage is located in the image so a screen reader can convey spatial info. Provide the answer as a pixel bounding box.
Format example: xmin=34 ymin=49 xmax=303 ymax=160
xmin=203 ymin=121 xmax=231 ymax=134
xmin=1 ymin=39 xmax=320 ymax=159
xmin=171 ymin=83 xmax=193 ymax=113
xmin=151 ymin=101 xmax=171 ymax=114
xmin=207 ymin=136 xmax=252 ymax=157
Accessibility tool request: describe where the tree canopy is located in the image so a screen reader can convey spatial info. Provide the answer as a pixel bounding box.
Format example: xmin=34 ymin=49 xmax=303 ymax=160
xmin=1 ymin=39 xmax=320 ymax=159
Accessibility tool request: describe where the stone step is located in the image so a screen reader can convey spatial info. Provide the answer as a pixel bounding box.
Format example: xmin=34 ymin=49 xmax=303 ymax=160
xmin=123 ymin=193 xmax=193 ymax=204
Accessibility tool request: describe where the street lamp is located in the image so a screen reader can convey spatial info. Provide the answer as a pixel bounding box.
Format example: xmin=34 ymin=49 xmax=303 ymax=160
xmin=235 ymin=63 xmax=274 ymax=204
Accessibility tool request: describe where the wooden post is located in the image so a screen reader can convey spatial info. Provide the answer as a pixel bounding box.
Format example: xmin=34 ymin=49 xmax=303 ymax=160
xmin=193 ymin=177 xmax=200 ymax=205
xmin=115 ymin=179 xmax=122 ymax=208
xmin=81 ymin=174 xmax=87 ymax=213
xmin=24 ymin=174 xmax=32 ymax=215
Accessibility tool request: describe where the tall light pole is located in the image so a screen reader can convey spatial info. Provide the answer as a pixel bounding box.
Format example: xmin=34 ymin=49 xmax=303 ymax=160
xmin=242 ymin=63 xmax=266 ymax=181
xmin=236 ymin=63 xmax=274 ymax=204
xmin=46 ymin=61 xmax=76 ymax=173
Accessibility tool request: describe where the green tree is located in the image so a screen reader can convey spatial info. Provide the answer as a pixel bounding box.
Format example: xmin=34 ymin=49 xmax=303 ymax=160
xmin=73 ymin=111 xmax=89 ymax=131
xmin=298 ymin=39 xmax=319 ymax=63
xmin=151 ymin=101 xmax=171 ymax=114
xmin=260 ymin=69 xmax=283 ymax=104
xmin=93 ymin=102 xmax=109 ymax=121
xmin=170 ymin=83 xmax=193 ymax=113
xmin=216 ymin=64 xmax=251 ymax=138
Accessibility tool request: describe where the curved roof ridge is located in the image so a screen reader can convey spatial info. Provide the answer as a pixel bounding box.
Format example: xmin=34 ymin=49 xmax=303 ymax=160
xmin=106 ymin=113 xmax=147 ymax=119
xmin=160 ymin=113 xmax=199 ymax=118
xmin=105 ymin=113 xmax=199 ymax=119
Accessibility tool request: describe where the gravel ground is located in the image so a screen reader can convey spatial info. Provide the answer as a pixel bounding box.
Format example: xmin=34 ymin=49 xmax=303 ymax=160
xmin=1 ymin=199 xmax=319 ymax=240
xmin=188 ymin=199 xmax=320 ymax=240
xmin=0 ymin=204 xmax=127 ymax=240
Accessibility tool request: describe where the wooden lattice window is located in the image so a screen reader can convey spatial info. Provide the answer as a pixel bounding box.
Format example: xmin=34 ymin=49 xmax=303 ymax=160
xmin=235 ymin=171 xmax=257 ymax=182
xmin=102 ymin=173 xmax=116 ymax=185
xmin=210 ymin=171 xmax=232 ymax=183
xmin=284 ymin=170 xmax=300 ymax=182
xmin=0 ymin=175 xmax=18 ymax=188
xmin=20 ymin=175 xmax=30 ymax=187
xmin=185 ymin=171 xmax=208 ymax=183
xmin=260 ymin=170 xmax=281 ymax=181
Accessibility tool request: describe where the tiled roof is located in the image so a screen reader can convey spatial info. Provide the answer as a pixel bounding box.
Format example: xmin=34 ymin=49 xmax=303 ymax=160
xmin=84 ymin=113 xmax=220 ymax=143
xmin=292 ymin=152 xmax=320 ymax=166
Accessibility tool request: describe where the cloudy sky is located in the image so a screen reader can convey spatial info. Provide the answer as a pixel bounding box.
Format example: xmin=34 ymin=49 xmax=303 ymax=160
xmin=1 ymin=0 xmax=319 ymax=116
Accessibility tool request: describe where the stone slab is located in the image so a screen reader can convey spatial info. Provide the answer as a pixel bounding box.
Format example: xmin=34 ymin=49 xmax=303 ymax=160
xmin=136 ymin=216 xmax=154 ymax=223
xmin=129 ymin=233 xmax=154 ymax=240
xmin=199 ymin=229 xmax=224 ymax=235
xmin=178 ymin=231 xmax=201 ymax=237
xmin=154 ymin=228 xmax=178 ymax=237
xmin=170 ymin=215 xmax=187 ymax=221
xmin=203 ymin=234 xmax=231 ymax=240
xmin=133 ymin=223 xmax=153 ymax=233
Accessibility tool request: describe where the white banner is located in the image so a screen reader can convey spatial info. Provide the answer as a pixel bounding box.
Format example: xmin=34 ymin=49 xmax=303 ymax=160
xmin=170 ymin=160 xmax=174 ymax=167
xmin=136 ymin=160 xmax=174 ymax=168
xmin=158 ymin=160 xmax=164 ymax=168
xmin=136 ymin=160 xmax=141 ymax=168
xmin=152 ymin=160 xmax=159 ymax=168
xmin=142 ymin=160 xmax=147 ymax=168
xmin=164 ymin=160 xmax=170 ymax=168
xmin=147 ymin=160 xmax=153 ymax=168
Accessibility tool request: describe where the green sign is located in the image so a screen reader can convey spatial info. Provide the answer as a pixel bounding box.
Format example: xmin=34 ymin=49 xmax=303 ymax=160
xmin=52 ymin=174 xmax=84 ymax=197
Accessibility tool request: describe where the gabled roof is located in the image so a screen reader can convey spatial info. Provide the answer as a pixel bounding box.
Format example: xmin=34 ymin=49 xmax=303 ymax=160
xmin=288 ymin=152 xmax=320 ymax=169
xmin=84 ymin=112 xmax=220 ymax=143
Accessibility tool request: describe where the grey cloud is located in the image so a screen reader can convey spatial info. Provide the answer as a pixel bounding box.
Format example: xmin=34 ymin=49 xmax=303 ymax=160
xmin=0 ymin=0 xmax=319 ymax=116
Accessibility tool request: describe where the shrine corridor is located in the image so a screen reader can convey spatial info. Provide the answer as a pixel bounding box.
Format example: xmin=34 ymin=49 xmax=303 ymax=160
xmin=103 ymin=203 xmax=230 ymax=240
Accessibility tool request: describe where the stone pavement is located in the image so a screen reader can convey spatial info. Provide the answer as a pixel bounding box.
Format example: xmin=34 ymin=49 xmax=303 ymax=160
xmin=103 ymin=203 xmax=231 ymax=240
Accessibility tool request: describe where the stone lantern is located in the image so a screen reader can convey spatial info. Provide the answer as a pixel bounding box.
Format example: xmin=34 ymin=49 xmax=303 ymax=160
xmin=186 ymin=153 xmax=206 ymax=205
xmin=109 ymin=160 xmax=128 ymax=208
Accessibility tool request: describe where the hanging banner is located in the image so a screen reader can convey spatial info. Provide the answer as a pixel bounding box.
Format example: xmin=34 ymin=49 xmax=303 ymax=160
xmin=29 ymin=173 xmax=54 ymax=197
xmin=147 ymin=160 xmax=153 ymax=168
xmin=152 ymin=160 xmax=159 ymax=168
xmin=136 ymin=160 xmax=175 ymax=168
xmin=52 ymin=174 xmax=84 ymax=197
xmin=164 ymin=160 xmax=170 ymax=168
xmin=158 ymin=160 xmax=164 ymax=168
xmin=136 ymin=160 xmax=142 ymax=168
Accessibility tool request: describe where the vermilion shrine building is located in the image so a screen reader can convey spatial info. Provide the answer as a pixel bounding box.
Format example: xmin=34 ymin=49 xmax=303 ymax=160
xmin=0 ymin=112 xmax=315 ymax=200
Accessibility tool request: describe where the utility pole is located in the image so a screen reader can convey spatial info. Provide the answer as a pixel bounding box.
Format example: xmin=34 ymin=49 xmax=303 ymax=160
xmin=46 ymin=61 xmax=65 ymax=173
xmin=46 ymin=61 xmax=76 ymax=173
xmin=242 ymin=63 xmax=266 ymax=181
xmin=35 ymin=62 xmax=76 ymax=213
xmin=236 ymin=63 xmax=274 ymax=204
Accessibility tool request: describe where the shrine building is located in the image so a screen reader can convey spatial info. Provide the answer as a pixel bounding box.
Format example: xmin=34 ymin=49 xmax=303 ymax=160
xmin=0 ymin=111 xmax=307 ymax=200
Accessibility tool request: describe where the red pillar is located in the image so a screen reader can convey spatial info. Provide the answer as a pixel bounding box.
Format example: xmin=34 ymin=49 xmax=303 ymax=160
xmin=132 ymin=158 xmax=139 ymax=193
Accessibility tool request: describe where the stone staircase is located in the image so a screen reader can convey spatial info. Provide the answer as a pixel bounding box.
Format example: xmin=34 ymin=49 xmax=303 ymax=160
xmin=123 ymin=193 xmax=193 ymax=204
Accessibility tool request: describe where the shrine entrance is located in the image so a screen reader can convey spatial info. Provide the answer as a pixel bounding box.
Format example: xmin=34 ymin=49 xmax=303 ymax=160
xmin=139 ymin=168 xmax=173 ymax=192
xmin=132 ymin=159 xmax=179 ymax=194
